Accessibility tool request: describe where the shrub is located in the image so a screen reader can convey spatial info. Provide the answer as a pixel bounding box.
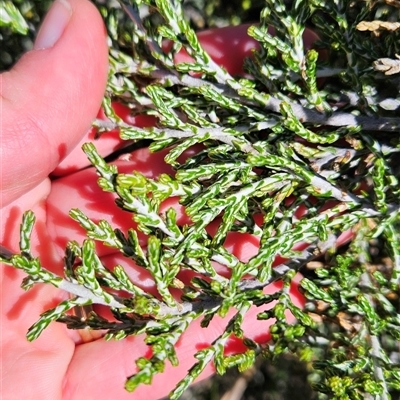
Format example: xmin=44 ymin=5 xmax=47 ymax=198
xmin=1 ymin=0 xmax=399 ymax=398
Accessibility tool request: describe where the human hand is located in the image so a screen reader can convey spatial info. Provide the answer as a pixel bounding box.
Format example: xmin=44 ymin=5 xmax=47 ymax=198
xmin=1 ymin=3 xmax=320 ymax=399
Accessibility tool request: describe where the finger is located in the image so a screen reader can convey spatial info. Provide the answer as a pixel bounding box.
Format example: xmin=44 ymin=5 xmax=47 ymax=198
xmin=1 ymin=248 xmax=74 ymax=399
xmin=52 ymin=103 xmax=157 ymax=176
xmin=53 ymin=24 xmax=267 ymax=175
xmin=46 ymin=147 xmax=178 ymax=258
xmin=1 ymin=285 xmax=74 ymax=400
xmin=171 ymin=24 xmax=323 ymax=76
xmin=63 ymin=274 xmax=304 ymax=400
xmin=55 ymin=23 xmax=262 ymax=176
xmin=1 ymin=0 xmax=108 ymax=207
xmin=0 ymin=180 xmax=50 ymax=252
xmin=46 ymin=140 xmax=353 ymax=262
xmin=169 ymin=23 xmax=260 ymax=76
xmin=54 ymin=24 xmax=324 ymax=179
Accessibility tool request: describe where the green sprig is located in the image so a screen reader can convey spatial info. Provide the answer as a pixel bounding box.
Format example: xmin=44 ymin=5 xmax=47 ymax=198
xmin=2 ymin=0 xmax=399 ymax=399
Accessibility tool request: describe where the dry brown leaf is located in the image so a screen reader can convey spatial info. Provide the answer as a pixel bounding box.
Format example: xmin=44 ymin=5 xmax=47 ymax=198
xmin=373 ymin=54 xmax=400 ymax=75
xmin=306 ymin=261 xmax=325 ymax=270
xmin=384 ymin=0 xmax=400 ymax=8
xmin=357 ymin=20 xmax=400 ymax=32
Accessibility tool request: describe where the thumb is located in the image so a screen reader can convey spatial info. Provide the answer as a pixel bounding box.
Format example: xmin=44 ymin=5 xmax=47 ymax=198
xmin=0 ymin=0 xmax=108 ymax=207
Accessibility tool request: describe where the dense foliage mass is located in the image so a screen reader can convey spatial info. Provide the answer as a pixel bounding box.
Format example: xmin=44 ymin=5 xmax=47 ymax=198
xmin=1 ymin=0 xmax=399 ymax=398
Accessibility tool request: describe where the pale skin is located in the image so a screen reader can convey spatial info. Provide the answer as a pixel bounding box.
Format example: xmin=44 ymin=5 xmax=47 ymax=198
xmin=1 ymin=1 xmax=313 ymax=399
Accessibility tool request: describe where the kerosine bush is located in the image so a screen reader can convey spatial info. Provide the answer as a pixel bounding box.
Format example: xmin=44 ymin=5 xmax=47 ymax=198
xmin=1 ymin=0 xmax=399 ymax=399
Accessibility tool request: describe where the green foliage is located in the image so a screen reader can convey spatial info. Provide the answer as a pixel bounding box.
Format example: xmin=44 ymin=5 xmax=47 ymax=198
xmin=0 ymin=0 xmax=53 ymax=69
xmin=1 ymin=0 xmax=400 ymax=399
xmin=0 ymin=1 xmax=29 ymax=34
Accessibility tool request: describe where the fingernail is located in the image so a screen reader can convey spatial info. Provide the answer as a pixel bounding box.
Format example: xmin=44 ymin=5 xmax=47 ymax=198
xmin=34 ymin=0 xmax=72 ymax=50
